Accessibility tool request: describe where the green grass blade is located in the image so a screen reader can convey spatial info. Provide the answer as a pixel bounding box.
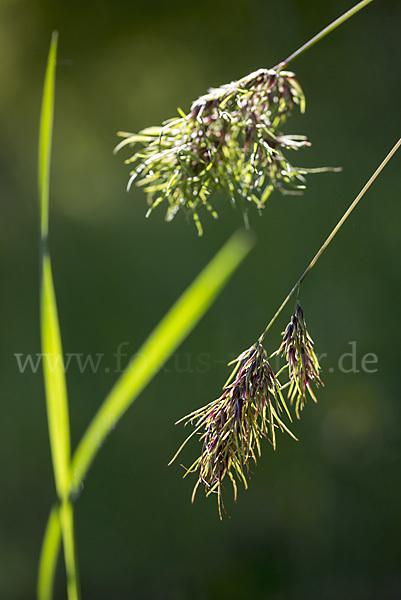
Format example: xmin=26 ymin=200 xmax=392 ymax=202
xmin=69 ymin=229 xmax=255 ymax=492
xmin=41 ymin=255 xmax=71 ymax=495
xmin=39 ymin=31 xmax=58 ymax=240
xmin=38 ymin=32 xmax=80 ymax=600
xmin=59 ymin=502 xmax=80 ymax=600
xmin=37 ymin=505 xmax=62 ymax=600
xmin=39 ymin=26 xmax=71 ymax=500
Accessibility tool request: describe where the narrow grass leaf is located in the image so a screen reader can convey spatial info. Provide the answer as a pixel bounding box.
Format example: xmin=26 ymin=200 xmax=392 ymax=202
xmin=41 ymin=255 xmax=71 ymax=495
xmin=38 ymin=30 xmax=71 ymax=498
xmin=38 ymin=32 xmax=80 ymax=600
xmin=59 ymin=502 xmax=80 ymax=600
xmin=39 ymin=31 xmax=58 ymax=239
xmin=69 ymin=229 xmax=255 ymax=492
xmin=37 ymin=505 xmax=61 ymax=600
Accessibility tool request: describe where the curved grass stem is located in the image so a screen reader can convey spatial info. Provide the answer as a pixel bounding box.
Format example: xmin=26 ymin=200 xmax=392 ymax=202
xmin=259 ymin=137 xmax=401 ymax=342
xmin=275 ymin=0 xmax=374 ymax=71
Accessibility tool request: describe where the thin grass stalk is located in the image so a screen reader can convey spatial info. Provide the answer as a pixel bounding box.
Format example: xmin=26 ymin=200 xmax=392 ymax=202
xmin=170 ymin=139 xmax=400 ymax=514
xmin=259 ymin=137 xmax=401 ymax=342
xmin=275 ymin=0 xmax=374 ymax=71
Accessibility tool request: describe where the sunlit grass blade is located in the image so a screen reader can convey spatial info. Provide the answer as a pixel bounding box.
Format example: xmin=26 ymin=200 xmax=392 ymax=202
xmin=41 ymin=256 xmax=80 ymax=600
xmin=69 ymin=229 xmax=255 ymax=492
xmin=38 ymin=28 xmax=71 ymax=501
xmin=37 ymin=505 xmax=61 ymax=600
xmin=59 ymin=501 xmax=80 ymax=600
xmin=39 ymin=31 xmax=58 ymax=240
xmin=41 ymin=255 xmax=71 ymax=495
xmin=38 ymin=31 xmax=80 ymax=600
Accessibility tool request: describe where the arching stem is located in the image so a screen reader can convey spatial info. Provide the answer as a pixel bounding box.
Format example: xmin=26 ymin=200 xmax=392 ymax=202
xmin=258 ymin=137 xmax=401 ymax=343
xmin=274 ymin=0 xmax=374 ymax=71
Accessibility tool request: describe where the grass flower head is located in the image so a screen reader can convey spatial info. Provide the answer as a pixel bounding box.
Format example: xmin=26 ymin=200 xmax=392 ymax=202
xmin=280 ymin=303 xmax=323 ymax=418
xmin=171 ymin=343 xmax=296 ymax=518
xmin=116 ymin=68 xmax=335 ymax=235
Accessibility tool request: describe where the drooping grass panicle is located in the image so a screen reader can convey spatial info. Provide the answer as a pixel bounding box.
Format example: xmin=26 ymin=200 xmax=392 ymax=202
xmin=173 ymin=342 xmax=297 ymax=518
xmin=279 ymin=303 xmax=323 ymax=419
xmin=171 ymin=137 xmax=401 ymax=516
xmin=116 ymin=0 xmax=376 ymax=236
xmin=116 ymin=68 xmax=337 ymax=235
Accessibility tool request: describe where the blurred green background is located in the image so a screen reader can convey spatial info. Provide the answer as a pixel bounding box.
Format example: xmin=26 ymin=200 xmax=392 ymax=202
xmin=1 ymin=0 xmax=401 ymax=598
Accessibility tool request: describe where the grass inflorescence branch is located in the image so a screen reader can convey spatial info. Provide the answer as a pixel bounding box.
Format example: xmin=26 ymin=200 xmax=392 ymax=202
xmin=116 ymin=68 xmax=337 ymax=235
xmin=171 ymin=137 xmax=401 ymax=517
xmin=116 ymin=2 xmax=374 ymax=235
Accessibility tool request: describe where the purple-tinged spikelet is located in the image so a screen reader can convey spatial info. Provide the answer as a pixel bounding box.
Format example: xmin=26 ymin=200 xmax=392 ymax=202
xmin=170 ymin=343 xmax=296 ymax=518
xmin=280 ymin=303 xmax=323 ymax=418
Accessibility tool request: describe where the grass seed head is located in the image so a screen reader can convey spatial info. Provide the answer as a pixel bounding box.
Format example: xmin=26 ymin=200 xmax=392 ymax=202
xmin=174 ymin=343 xmax=296 ymax=518
xmin=116 ymin=68 xmax=332 ymax=235
xmin=280 ymin=303 xmax=323 ymax=418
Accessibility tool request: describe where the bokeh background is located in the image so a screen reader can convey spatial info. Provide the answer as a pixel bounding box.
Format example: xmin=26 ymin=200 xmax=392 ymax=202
xmin=1 ymin=0 xmax=401 ymax=598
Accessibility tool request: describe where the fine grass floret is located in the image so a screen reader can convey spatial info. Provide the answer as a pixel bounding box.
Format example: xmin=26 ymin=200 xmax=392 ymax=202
xmin=170 ymin=343 xmax=297 ymax=518
xmin=116 ymin=68 xmax=336 ymax=235
xmin=170 ymin=302 xmax=325 ymax=517
xmin=279 ymin=303 xmax=323 ymax=418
